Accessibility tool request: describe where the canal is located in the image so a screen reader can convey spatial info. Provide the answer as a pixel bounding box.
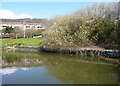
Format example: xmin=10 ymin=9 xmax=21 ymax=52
xmin=1 ymin=50 xmax=120 ymax=84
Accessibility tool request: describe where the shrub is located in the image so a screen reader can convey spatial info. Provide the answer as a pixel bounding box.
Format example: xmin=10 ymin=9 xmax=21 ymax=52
xmin=43 ymin=2 xmax=119 ymax=49
xmin=88 ymin=18 xmax=117 ymax=44
xmin=44 ymin=15 xmax=93 ymax=48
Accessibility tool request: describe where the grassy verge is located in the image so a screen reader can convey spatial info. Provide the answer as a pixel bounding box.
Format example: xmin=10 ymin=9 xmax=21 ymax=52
xmin=1 ymin=38 xmax=44 ymax=48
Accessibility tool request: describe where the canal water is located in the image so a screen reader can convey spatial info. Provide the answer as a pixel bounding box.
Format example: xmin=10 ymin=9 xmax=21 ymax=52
xmin=1 ymin=50 xmax=120 ymax=84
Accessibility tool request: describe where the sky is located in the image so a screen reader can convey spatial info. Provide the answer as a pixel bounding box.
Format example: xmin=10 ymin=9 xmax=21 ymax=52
xmin=0 ymin=2 xmax=108 ymax=19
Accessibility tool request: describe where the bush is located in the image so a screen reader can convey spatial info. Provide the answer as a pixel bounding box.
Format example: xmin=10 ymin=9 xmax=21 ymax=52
xmin=88 ymin=18 xmax=117 ymax=44
xmin=44 ymin=17 xmax=118 ymax=49
xmin=44 ymin=15 xmax=93 ymax=48
xmin=43 ymin=2 xmax=119 ymax=49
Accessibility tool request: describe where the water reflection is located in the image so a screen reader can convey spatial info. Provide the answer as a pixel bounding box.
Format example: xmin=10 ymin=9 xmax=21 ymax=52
xmin=1 ymin=50 xmax=120 ymax=84
xmin=0 ymin=67 xmax=17 ymax=75
xmin=42 ymin=54 xmax=119 ymax=84
xmin=21 ymin=68 xmax=31 ymax=71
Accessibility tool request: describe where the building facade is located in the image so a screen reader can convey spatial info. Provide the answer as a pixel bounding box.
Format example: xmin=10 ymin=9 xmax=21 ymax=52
xmin=0 ymin=22 xmax=44 ymax=30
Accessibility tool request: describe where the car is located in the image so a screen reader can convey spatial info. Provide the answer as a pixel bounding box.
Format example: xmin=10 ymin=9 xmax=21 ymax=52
xmin=10 ymin=37 xmax=18 ymax=39
xmin=33 ymin=35 xmax=43 ymax=38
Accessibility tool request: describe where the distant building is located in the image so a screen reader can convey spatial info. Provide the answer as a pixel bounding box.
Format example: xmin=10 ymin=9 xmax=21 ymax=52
xmin=0 ymin=22 xmax=44 ymax=30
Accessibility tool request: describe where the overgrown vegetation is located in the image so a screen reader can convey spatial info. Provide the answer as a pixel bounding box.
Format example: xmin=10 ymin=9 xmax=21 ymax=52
xmin=43 ymin=2 xmax=119 ymax=49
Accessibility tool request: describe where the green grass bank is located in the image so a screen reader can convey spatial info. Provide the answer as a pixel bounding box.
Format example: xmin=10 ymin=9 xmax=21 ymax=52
xmin=1 ymin=38 xmax=44 ymax=48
